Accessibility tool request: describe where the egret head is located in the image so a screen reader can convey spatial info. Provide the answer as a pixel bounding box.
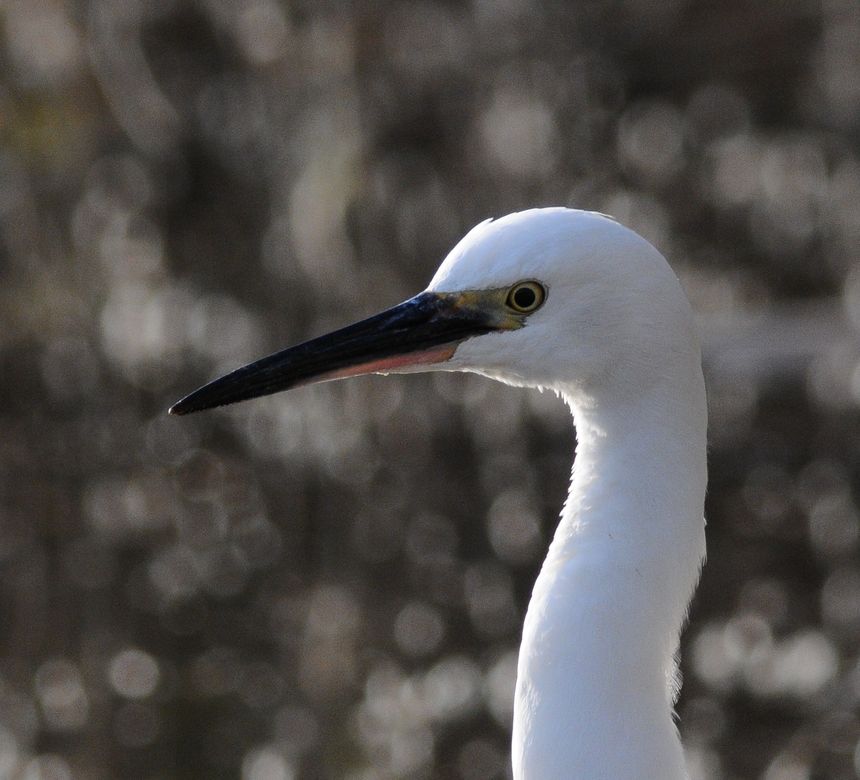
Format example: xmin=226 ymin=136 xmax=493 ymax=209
xmin=170 ymin=208 xmax=698 ymax=415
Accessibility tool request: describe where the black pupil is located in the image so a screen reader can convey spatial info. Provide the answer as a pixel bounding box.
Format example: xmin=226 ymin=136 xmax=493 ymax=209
xmin=513 ymin=286 xmax=536 ymax=309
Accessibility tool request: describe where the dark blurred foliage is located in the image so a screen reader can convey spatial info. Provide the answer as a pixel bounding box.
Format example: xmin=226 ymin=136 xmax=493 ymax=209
xmin=1 ymin=1 xmax=860 ymax=778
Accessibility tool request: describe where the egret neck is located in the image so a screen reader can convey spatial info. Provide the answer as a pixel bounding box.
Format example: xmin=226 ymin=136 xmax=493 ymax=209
xmin=513 ymin=363 xmax=708 ymax=779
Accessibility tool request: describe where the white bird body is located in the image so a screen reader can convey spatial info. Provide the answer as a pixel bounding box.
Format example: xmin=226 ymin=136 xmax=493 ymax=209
xmin=172 ymin=208 xmax=708 ymax=780
xmin=428 ymin=210 xmax=708 ymax=779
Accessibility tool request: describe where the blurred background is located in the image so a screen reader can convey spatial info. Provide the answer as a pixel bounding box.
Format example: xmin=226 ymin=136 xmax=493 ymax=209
xmin=1 ymin=0 xmax=860 ymax=778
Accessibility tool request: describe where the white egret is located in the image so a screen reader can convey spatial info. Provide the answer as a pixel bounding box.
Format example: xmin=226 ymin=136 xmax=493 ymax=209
xmin=171 ymin=208 xmax=707 ymax=780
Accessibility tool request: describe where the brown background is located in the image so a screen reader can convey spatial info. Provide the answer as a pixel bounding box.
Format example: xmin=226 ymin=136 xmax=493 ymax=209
xmin=1 ymin=1 xmax=859 ymax=778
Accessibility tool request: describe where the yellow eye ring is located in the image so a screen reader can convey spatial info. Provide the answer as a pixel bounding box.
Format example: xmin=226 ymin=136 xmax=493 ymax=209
xmin=506 ymin=281 xmax=546 ymax=313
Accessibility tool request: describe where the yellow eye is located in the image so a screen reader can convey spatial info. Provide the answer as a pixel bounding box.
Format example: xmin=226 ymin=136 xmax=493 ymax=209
xmin=506 ymin=281 xmax=546 ymax=313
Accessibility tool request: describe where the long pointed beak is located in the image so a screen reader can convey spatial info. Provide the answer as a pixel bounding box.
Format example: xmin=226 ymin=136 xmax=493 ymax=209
xmin=169 ymin=291 xmax=500 ymax=415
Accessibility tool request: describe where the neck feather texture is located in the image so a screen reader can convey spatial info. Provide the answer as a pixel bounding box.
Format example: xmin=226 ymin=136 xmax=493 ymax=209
xmin=511 ymin=367 xmax=708 ymax=780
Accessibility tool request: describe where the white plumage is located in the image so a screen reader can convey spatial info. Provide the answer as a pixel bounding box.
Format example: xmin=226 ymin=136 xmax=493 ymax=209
xmin=428 ymin=210 xmax=707 ymax=779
